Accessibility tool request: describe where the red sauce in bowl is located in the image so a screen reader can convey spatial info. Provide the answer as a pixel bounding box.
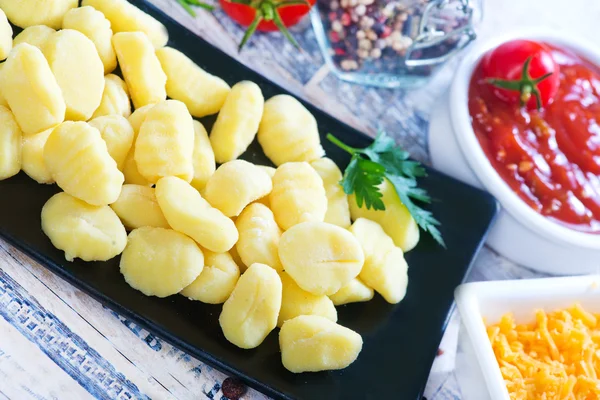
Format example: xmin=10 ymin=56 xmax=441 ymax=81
xmin=469 ymin=44 xmax=600 ymax=233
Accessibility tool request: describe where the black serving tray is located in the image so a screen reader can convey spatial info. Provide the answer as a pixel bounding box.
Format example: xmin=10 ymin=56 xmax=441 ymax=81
xmin=0 ymin=2 xmax=499 ymax=399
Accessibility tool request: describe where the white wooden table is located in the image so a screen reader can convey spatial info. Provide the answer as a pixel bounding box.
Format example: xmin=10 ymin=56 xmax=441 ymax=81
xmin=0 ymin=0 xmax=596 ymax=398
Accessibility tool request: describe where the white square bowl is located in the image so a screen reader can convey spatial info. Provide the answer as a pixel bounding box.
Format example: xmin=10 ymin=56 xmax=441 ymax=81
xmin=454 ymin=275 xmax=600 ymax=400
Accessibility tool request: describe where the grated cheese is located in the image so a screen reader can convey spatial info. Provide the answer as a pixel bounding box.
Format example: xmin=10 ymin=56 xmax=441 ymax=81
xmin=487 ymin=304 xmax=600 ymax=400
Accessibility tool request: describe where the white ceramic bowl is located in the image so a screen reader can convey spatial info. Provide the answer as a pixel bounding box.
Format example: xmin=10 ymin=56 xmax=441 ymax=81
xmin=429 ymin=29 xmax=600 ymax=274
xmin=454 ymin=275 xmax=600 ymax=400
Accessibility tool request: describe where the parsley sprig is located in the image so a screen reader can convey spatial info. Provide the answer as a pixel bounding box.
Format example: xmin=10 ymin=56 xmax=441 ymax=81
xmin=176 ymin=0 xmax=215 ymax=16
xmin=327 ymin=132 xmax=445 ymax=247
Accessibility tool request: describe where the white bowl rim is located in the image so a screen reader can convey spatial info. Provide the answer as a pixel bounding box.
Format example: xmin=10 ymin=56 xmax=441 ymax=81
xmin=450 ymin=28 xmax=600 ymax=250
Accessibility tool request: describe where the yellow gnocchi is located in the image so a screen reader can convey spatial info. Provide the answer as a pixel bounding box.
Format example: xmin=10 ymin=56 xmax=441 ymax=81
xmin=279 ymin=315 xmax=363 ymax=373
xmin=0 ymin=9 xmax=12 ymax=61
xmin=209 ymin=81 xmax=264 ymax=163
xmin=13 ymin=25 xmax=56 ymax=49
xmin=349 ymin=179 xmax=420 ymax=252
xmin=258 ymin=95 xmax=324 ymax=166
xmin=42 ymin=29 xmax=105 ymax=121
xmin=0 ymin=65 xmax=6 ymax=108
xmin=329 ymin=278 xmax=374 ymax=306
xmin=41 ymin=192 xmax=127 ymax=262
xmin=204 ymin=160 xmax=272 ymax=217
xmin=62 ymin=6 xmax=117 ymax=74
xmin=269 ymin=162 xmax=327 ymax=230
xmin=0 ymin=44 xmax=65 ymax=135
xmin=113 ymin=32 xmax=167 ymax=109
xmin=128 ymin=104 xmax=154 ymax=135
xmin=235 ymin=203 xmax=282 ymax=271
xmin=44 ymin=122 xmax=124 ymax=206
xmin=82 ymin=0 xmax=168 ymax=49
xmin=156 ymin=47 xmax=230 ymax=118
xmin=278 ymin=271 xmax=337 ymax=328
xmin=278 ymin=221 xmax=364 ymax=296
xmin=92 ymin=75 xmax=132 ymax=120
xmin=135 ymin=100 xmax=194 ymax=183
xmin=122 ymin=105 xmax=155 ymax=186
xmin=190 ymin=120 xmax=216 ymax=192
xmin=155 ymin=176 xmax=238 ymax=253
xmin=110 ymin=184 xmax=169 ymax=230
xmin=349 ymin=218 xmax=409 ymax=304
xmin=219 ymin=263 xmax=282 ymax=349
xmin=22 ymin=128 xmax=54 ymax=184
xmin=120 ymin=227 xmax=204 ymax=298
xmin=310 ymin=157 xmax=351 ymax=228
xmin=89 ymin=115 xmax=134 ymax=171
xmin=180 ymin=250 xmax=240 ymax=304
xmin=0 ymin=0 xmax=78 ymax=29
xmin=0 ymin=106 xmax=22 ymax=180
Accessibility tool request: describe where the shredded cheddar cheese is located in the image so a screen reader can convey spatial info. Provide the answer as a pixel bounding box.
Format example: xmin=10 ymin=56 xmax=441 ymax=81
xmin=487 ymin=304 xmax=600 ymax=400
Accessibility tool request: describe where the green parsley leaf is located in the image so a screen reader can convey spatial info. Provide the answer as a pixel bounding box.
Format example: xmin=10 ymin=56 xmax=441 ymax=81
xmin=326 ymin=131 xmax=445 ymax=247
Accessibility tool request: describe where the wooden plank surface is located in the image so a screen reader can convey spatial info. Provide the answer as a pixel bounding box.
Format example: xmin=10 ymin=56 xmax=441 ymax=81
xmin=0 ymin=0 xmax=596 ymax=398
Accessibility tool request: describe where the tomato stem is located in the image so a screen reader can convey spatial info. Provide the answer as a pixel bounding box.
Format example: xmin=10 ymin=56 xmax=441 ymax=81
xmin=485 ymin=56 xmax=553 ymax=111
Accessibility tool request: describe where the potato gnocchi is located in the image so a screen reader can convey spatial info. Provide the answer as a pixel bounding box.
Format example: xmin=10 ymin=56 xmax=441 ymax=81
xmin=156 ymin=47 xmax=230 ymax=118
xmin=329 ymin=278 xmax=374 ymax=306
xmin=219 ymin=263 xmax=282 ymax=349
xmin=204 ymin=160 xmax=272 ymax=217
xmin=258 ymin=95 xmax=324 ymax=166
xmin=155 ymin=176 xmax=238 ymax=253
xmin=310 ymin=157 xmax=351 ymax=228
xmin=0 ymin=9 xmax=12 ymax=61
xmin=92 ymin=74 xmax=132 ymax=120
xmin=41 ymin=192 xmax=127 ymax=262
xmin=235 ymin=203 xmax=282 ymax=271
xmin=110 ymin=185 xmax=169 ymax=230
xmin=180 ymin=250 xmax=240 ymax=304
xmin=0 ymin=43 xmax=65 ymax=135
xmin=120 ymin=227 xmax=204 ymax=298
xmin=13 ymin=25 xmax=55 ymax=49
xmin=190 ymin=120 xmax=216 ymax=192
xmin=44 ymin=122 xmax=124 ymax=206
xmin=89 ymin=115 xmax=135 ymax=171
xmin=269 ymin=162 xmax=327 ymax=230
xmin=210 ymin=81 xmax=264 ymax=163
xmin=22 ymin=128 xmax=54 ymax=184
xmin=0 ymin=0 xmax=78 ymax=29
xmin=0 ymin=106 xmax=22 ymax=181
xmin=62 ymin=6 xmax=117 ymax=74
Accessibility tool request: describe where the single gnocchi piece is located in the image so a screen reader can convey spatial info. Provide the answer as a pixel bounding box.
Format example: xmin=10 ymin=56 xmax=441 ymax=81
xmin=0 ymin=106 xmax=22 ymax=180
xmin=135 ymin=100 xmax=194 ymax=183
xmin=110 ymin=185 xmax=169 ymax=230
xmin=82 ymin=0 xmax=169 ymax=49
xmin=235 ymin=203 xmax=282 ymax=271
xmin=278 ymin=272 xmax=337 ymax=328
xmin=156 ymin=47 xmax=230 ymax=118
xmin=204 ymin=160 xmax=272 ymax=217
xmin=209 ymin=81 xmax=264 ymax=163
xmin=0 ymin=0 xmax=78 ymax=29
xmin=22 ymin=128 xmax=54 ymax=184
xmin=180 ymin=250 xmax=240 ymax=304
xmin=279 ymin=222 xmax=364 ymax=296
xmin=190 ymin=121 xmax=216 ymax=191
xmin=44 ymin=122 xmax=124 ymax=206
xmin=42 ymin=29 xmax=105 ymax=121
xmin=229 ymin=244 xmax=245 ymax=273
xmin=0 ymin=65 xmax=6 ymax=108
xmin=0 ymin=44 xmax=65 ymax=135
xmin=155 ymin=176 xmax=238 ymax=253
xmin=41 ymin=192 xmax=127 ymax=262
xmin=219 ymin=263 xmax=282 ymax=349
xmin=258 ymin=95 xmax=324 ymax=166
xmin=120 ymin=227 xmax=204 ymax=297
xmin=310 ymin=158 xmax=351 ymax=228
xmin=349 ymin=179 xmax=420 ymax=252
xmin=113 ymin=32 xmax=167 ymax=109
xmin=128 ymin=104 xmax=155 ymax=135
xmin=279 ymin=315 xmax=363 ymax=373
xmin=122 ymin=105 xmax=155 ymax=186
xmin=92 ymin=75 xmax=132 ymax=119
xmin=349 ymin=218 xmax=409 ymax=304
xmin=13 ymin=25 xmax=55 ymax=49
xmin=329 ymin=278 xmax=374 ymax=306
xmin=62 ymin=6 xmax=117 ymax=74
xmin=258 ymin=166 xmax=276 ymax=178
xmin=0 ymin=9 xmax=12 ymax=61
xmin=89 ymin=115 xmax=134 ymax=171
xmin=269 ymin=162 xmax=327 ymax=230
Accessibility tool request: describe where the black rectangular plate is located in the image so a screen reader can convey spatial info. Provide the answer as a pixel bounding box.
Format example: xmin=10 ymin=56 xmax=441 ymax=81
xmin=0 ymin=2 xmax=499 ymax=399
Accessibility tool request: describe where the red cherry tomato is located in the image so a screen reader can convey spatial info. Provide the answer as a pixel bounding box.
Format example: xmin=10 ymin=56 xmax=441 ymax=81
xmin=219 ymin=0 xmax=315 ymax=32
xmin=481 ymin=40 xmax=560 ymax=110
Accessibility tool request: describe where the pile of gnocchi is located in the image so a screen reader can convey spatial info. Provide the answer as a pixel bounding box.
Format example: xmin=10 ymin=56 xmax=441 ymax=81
xmin=0 ymin=0 xmax=420 ymax=374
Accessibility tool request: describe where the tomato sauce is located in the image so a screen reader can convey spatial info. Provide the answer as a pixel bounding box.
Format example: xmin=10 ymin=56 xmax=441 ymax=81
xmin=469 ymin=44 xmax=600 ymax=233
